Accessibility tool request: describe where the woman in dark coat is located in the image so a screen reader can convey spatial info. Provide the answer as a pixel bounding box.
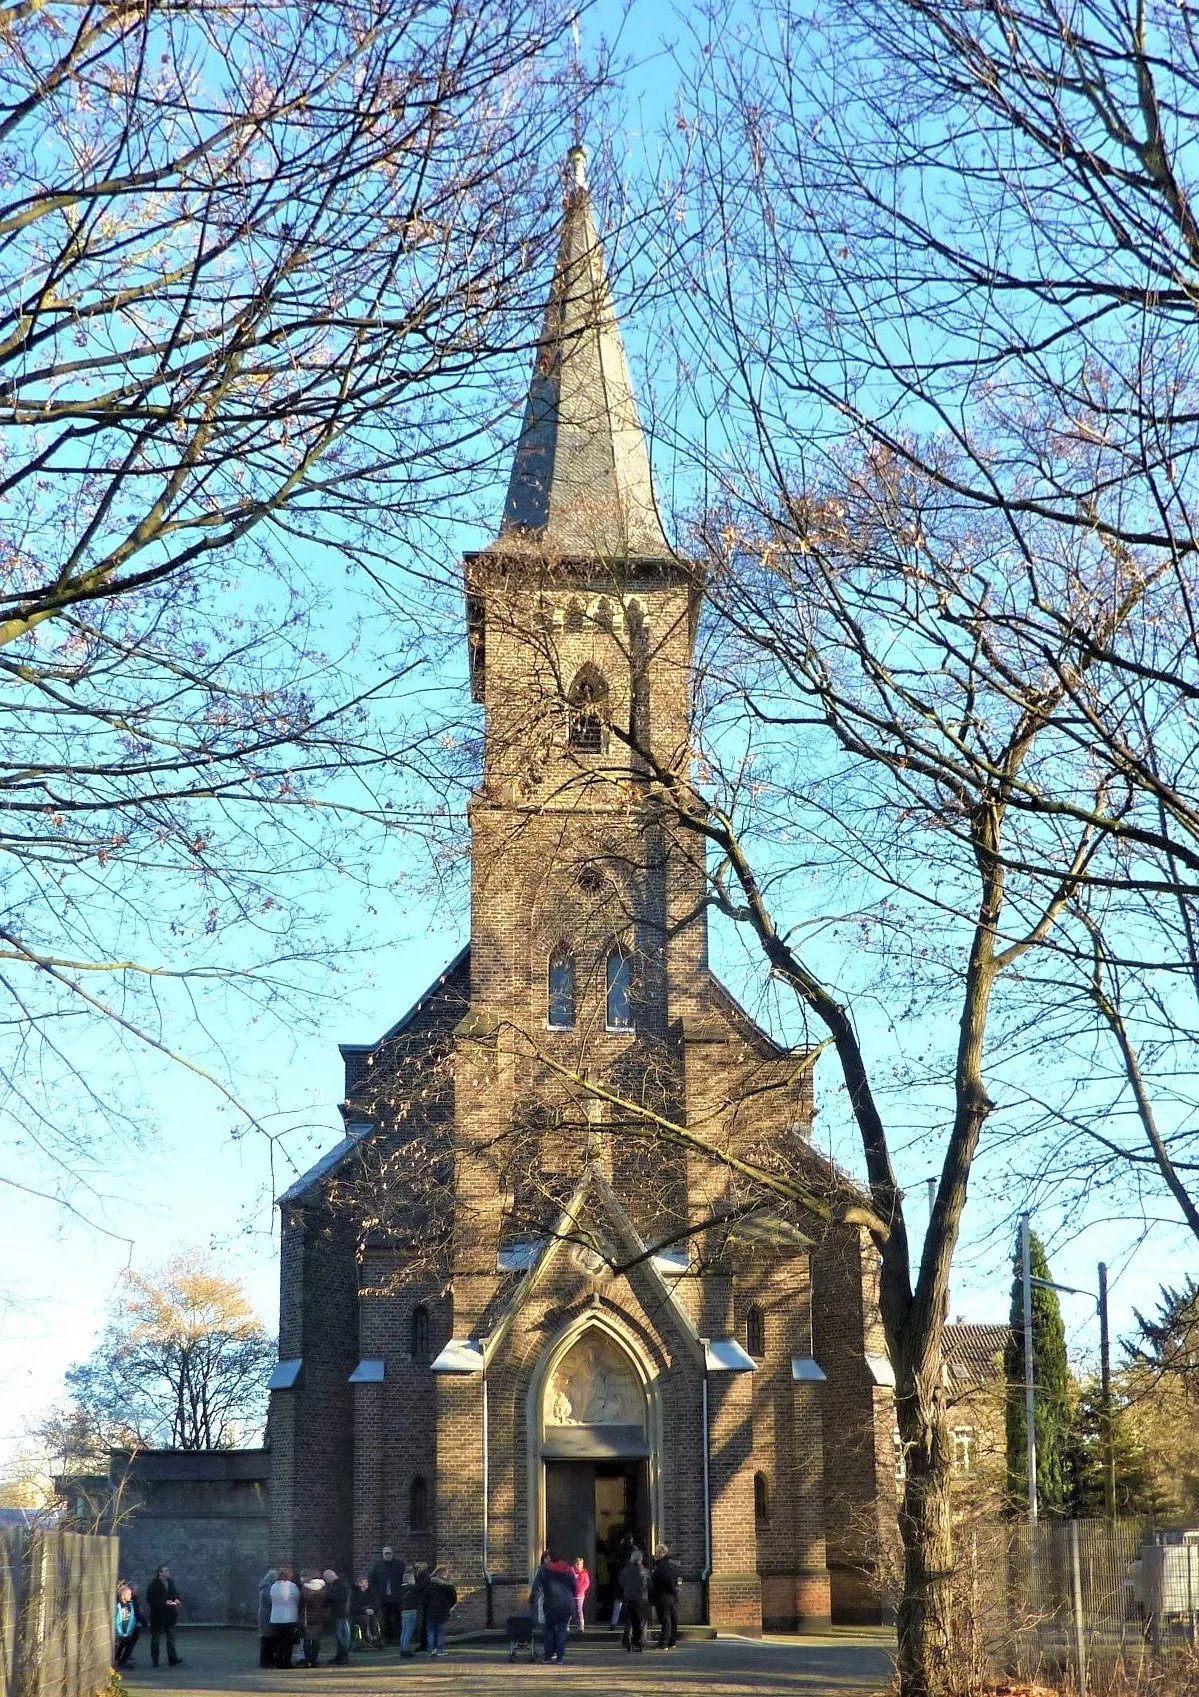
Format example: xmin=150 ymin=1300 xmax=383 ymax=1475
xmin=299 ymin=1576 xmax=327 ymax=1668
xmin=530 ymin=1554 xmax=576 ymax=1664
xmin=423 ymin=1568 xmax=457 ymax=1658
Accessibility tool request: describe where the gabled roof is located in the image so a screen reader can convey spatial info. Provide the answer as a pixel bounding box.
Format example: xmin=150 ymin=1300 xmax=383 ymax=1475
xmin=496 ymin=147 xmax=673 ymax=563
xmin=339 ymin=944 xmax=469 ymax=1057
xmin=277 ymin=1130 xmax=365 ymax=1207
xmin=944 ymin=1322 xmax=1009 ymax=1384
xmin=281 ymin=947 xmax=468 ymax=1207
xmin=483 ymin=1162 xmax=704 ymax=1368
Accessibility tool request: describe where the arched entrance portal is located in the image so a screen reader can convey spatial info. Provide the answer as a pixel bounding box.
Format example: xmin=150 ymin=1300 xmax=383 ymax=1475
xmin=530 ymin=1322 xmax=659 ymax=1621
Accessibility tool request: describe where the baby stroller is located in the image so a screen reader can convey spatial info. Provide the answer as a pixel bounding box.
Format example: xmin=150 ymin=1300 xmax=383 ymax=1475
xmin=506 ymin=1613 xmax=537 ymax=1662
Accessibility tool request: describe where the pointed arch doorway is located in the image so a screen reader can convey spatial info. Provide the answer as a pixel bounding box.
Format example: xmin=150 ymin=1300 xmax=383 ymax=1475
xmin=529 ymin=1320 xmax=660 ymax=1621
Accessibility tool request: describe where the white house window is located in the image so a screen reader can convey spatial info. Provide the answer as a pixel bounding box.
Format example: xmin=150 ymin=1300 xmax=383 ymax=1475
xmin=605 ymin=950 xmax=633 ymax=1031
xmin=952 ymin=1425 xmax=975 ymax=1475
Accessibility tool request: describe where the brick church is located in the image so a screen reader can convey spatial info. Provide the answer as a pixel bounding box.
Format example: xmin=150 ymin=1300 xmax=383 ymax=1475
xmin=267 ymin=147 xmax=896 ymax=1633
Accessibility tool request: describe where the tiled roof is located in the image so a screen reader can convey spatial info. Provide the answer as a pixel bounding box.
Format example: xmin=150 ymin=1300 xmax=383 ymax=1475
xmin=944 ymin=1322 xmax=1009 ymax=1384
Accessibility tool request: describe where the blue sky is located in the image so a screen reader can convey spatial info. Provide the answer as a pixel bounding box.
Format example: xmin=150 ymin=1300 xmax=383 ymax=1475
xmin=2 ymin=0 xmax=1194 ymax=1474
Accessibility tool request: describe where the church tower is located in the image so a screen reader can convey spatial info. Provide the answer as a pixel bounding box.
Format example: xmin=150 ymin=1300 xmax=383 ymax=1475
xmin=268 ymin=149 xmax=895 ymax=1636
xmin=457 ymin=145 xmax=711 ymax=1256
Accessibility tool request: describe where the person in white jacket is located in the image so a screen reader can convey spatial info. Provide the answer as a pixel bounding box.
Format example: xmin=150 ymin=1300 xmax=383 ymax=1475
xmin=269 ymin=1568 xmax=301 ymax=1667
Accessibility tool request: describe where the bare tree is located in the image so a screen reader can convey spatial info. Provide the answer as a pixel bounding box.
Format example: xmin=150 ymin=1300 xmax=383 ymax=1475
xmin=0 ymin=0 xmax=589 ymax=1215
xmin=50 ymin=1251 xmax=276 ymax=1451
xmin=659 ymin=0 xmax=1199 ymax=1259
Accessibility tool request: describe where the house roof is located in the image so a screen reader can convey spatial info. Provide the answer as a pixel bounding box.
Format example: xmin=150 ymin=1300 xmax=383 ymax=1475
xmin=944 ymin=1322 xmax=1009 ymax=1384
xmin=494 ymin=147 xmax=673 ymax=563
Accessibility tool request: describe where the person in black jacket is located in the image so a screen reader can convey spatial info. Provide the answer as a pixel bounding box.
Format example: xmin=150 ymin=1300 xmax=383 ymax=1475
xmin=368 ymin=1546 xmax=404 ymax=1643
xmin=323 ymin=1569 xmax=353 ymax=1664
xmin=145 ymin=1566 xmax=183 ymax=1668
xmin=618 ymin=1551 xmax=649 ymax=1652
xmin=423 ymin=1567 xmax=457 ymax=1658
xmin=649 ymin=1547 xmax=681 ymax=1649
xmin=529 ymin=1554 xmax=575 ymax=1664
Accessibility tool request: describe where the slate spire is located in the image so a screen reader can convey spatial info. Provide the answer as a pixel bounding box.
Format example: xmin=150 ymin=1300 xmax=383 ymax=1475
xmin=497 ymin=146 xmax=673 ymax=561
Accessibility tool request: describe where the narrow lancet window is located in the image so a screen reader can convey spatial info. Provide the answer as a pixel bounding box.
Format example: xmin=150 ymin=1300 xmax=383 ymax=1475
xmin=746 ymin=1304 xmax=766 ymax=1358
xmin=606 ymin=948 xmax=633 ymax=1031
xmin=568 ymin=665 xmax=609 ymax=753
xmin=548 ymin=951 xmax=575 ymax=1029
xmin=410 ymin=1475 xmax=429 ymax=1532
xmin=411 ymin=1305 xmax=430 ymax=1361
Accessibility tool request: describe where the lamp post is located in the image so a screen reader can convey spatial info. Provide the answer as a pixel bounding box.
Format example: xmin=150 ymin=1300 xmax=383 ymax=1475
xmin=1020 ymin=1213 xmax=1037 ymax=1522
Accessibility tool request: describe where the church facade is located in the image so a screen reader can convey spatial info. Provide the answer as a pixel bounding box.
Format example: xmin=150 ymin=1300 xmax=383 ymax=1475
xmin=267 ymin=149 xmax=895 ymax=1632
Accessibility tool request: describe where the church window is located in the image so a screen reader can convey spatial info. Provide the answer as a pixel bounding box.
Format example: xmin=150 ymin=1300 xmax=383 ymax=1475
xmin=746 ymin=1305 xmax=766 ymax=1358
xmin=594 ymin=597 xmax=613 ymax=632
xmin=564 ymin=599 xmax=584 ymax=633
xmin=754 ymin=1472 xmax=770 ymax=1523
xmin=411 ymin=1305 xmax=430 ymax=1361
xmin=605 ymin=948 xmax=633 ymax=1031
xmin=576 ymin=863 xmax=605 ymax=895
xmin=548 ymin=950 xmax=575 ymax=1029
xmin=568 ymin=665 xmax=609 ymax=753
xmin=409 ymin=1475 xmax=429 ymax=1532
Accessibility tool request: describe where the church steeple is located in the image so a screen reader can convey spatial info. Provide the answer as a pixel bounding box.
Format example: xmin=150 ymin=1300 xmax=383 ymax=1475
xmin=497 ymin=146 xmax=673 ymax=562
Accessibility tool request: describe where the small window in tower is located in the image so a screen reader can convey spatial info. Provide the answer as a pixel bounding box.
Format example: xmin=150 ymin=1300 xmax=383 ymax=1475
xmin=565 ymin=599 xmax=584 ymax=633
xmin=411 ymin=1305 xmax=430 ymax=1361
xmin=548 ymin=950 xmax=575 ymax=1029
xmin=606 ymin=948 xmax=633 ymax=1031
xmin=746 ymin=1305 xmax=766 ymax=1358
xmin=594 ymin=597 xmax=613 ymax=632
xmin=410 ymin=1475 xmax=429 ymax=1532
xmin=754 ymin=1472 xmax=770 ymax=1523
xmin=568 ymin=665 xmax=609 ymax=753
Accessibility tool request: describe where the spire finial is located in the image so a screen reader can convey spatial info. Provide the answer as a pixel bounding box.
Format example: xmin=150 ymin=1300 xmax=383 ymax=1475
xmin=569 ymin=13 xmax=585 ymax=159
xmin=567 ymin=143 xmax=588 ymax=192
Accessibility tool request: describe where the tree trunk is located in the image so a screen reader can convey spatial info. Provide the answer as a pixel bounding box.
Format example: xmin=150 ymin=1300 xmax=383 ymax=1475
xmin=895 ymin=1384 xmax=959 ymax=1697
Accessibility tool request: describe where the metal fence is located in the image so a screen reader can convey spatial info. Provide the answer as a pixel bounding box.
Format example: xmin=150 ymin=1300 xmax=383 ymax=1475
xmin=955 ymin=1520 xmax=1199 ymax=1694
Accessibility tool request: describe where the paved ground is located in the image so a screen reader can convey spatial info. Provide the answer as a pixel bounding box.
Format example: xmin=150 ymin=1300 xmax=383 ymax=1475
xmin=120 ymin=1629 xmax=894 ymax=1697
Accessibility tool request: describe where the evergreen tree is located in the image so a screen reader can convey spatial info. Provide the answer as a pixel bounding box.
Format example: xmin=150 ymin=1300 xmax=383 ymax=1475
xmin=1004 ymin=1227 xmax=1072 ymax=1513
xmin=1063 ymin=1376 xmax=1161 ymax=1518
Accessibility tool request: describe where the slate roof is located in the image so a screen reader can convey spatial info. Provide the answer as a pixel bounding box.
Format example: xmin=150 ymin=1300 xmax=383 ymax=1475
xmin=496 ymin=147 xmax=673 ymax=562
xmin=943 ymin=1321 xmax=1009 ymax=1384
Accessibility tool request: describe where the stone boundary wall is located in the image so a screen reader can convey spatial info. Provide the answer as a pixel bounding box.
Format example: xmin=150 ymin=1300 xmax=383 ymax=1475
xmin=106 ymin=1451 xmax=269 ymax=1627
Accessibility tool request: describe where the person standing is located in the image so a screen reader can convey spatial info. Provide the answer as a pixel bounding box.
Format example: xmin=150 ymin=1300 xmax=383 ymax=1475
xmin=114 ymin=1583 xmax=140 ymax=1668
xmin=618 ymin=1550 xmax=649 ymax=1652
xmin=323 ymin=1569 xmax=352 ymax=1665
xmin=256 ymin=1568 xmax=278 ymax=1667
xmin=368 ymin=1545 xmax=403 ymax=1643
xmin=650 ymin=1547 xmax=680 ymax=1649
xmin=146 ymin=1565 xmax=183 ymax=1668
xmin=299 ymin=1575 xmax=327 ymax=1668
xmin=398 ymin=1567 xmax=420 ymax=1657
xmin=269 ymin=1568 xmax=301 ymax=1668
xmin=423 ymin=1567 xmax=457 ymax=1658
xmin=529 ymin=1553 xmax=575 ymax=1664
xmin=570 ymin=1557 xmax=590 ymax=1631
